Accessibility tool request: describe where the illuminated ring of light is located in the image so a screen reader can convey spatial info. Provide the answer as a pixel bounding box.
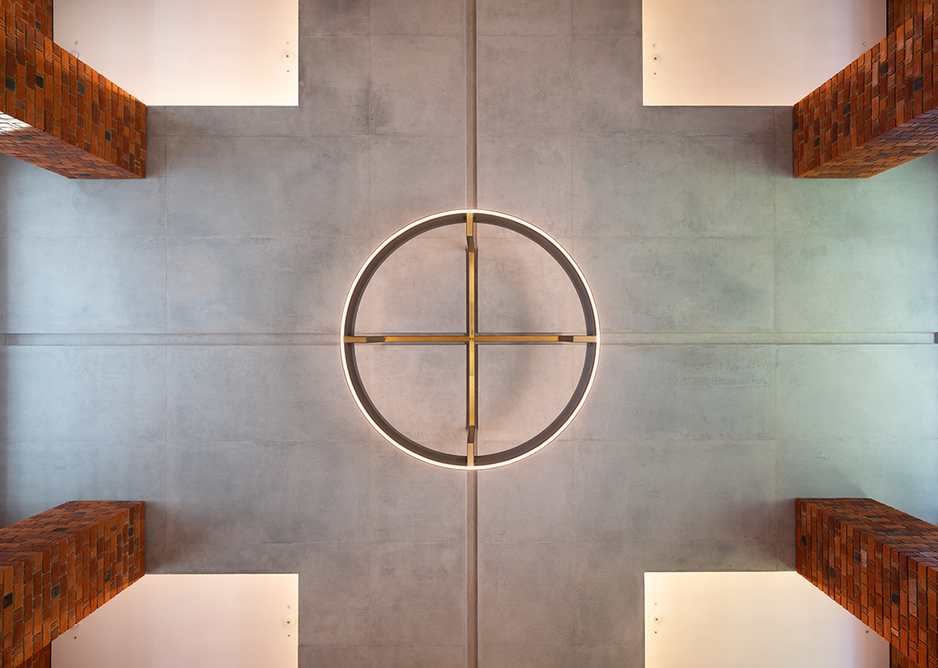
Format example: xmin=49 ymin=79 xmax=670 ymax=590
xmin=340 ymin=209 xmax=600 ymax=470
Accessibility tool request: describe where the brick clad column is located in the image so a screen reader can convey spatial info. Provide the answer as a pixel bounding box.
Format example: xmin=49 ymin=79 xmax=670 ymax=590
xmin=1 ymin=0 xmax=146 ymax=178
xmin=891 ymin=0 xmax=932 ymax=32
xmin=797 ymin=498 xmax=938 ymax=668
xmin=0 ymin=501 xmax=146 ymax=668
xmin=793 ymin=4 xmax=938 ymax=178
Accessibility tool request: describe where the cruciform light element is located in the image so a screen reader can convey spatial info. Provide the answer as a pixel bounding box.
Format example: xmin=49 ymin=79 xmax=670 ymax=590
xmin=340 ymin=209 xmax=600 ymax=470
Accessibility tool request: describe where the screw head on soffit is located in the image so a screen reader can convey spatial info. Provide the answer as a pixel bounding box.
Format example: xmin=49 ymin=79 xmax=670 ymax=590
xmin=340 ymin=209 xmax=600 ymax=470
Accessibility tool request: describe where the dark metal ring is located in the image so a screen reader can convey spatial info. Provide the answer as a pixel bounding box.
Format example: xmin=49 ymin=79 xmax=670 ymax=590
xmin=340 ymin=209 xmax=600 ymax=470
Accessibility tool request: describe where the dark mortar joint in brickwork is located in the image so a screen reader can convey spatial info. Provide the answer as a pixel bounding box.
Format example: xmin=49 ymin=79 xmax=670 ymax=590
xmin=3 ymin=593 xmax=12 ymax=608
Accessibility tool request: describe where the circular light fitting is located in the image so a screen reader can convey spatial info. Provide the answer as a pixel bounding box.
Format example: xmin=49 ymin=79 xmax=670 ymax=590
xmin=340 ymin=209 xmax=600 ymax=470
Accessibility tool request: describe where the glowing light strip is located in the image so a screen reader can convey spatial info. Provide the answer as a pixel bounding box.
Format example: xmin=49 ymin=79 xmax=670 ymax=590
xmin=339 ymin=209 xmax=601 ymax=471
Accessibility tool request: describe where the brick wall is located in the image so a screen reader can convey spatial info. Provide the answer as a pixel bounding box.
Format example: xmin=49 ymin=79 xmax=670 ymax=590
xmin=1 ymin=1 xmax=146 ymax=178
xmin=890 ymin=0 xmax=931 ymax=33
xmin=793 ymin=5 xmax=938 ymax=178
xmin=797 ymin=498 xmax=938 ymax=668
xmin=0 ymin=501 xmax=146 ymax=668
xmin=3 ymin=0 xmax=52 ymax=39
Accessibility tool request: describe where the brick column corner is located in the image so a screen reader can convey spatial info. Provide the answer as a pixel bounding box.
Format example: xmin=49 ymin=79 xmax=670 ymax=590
xmin=0 ymin=501 xmax=146 ymax=668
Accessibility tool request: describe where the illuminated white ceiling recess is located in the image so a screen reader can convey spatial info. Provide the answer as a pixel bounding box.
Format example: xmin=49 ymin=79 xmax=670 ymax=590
xmin=643 ymin=0 xmax=885 ymax=105
xmin=54 ymin=0 xmax=298 ymax=106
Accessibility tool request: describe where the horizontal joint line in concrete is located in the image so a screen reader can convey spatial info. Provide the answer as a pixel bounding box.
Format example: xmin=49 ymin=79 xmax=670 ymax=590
xmin=1 ymin=332 xmax=934 ymax=346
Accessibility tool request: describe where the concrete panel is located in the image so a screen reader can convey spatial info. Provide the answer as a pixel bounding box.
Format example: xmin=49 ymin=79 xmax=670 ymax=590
xmin=574 ymin=541 xmax=644 ymax=646
xmin=370 ymin=645 xmax=467 ymax=668
xmin=478 ymin=0 xmax=572 ymax=35
xmin=352 ymin=233 xmax=466 ymax=333
xmin=479 ymin=542 xmax=576 ymax=645
xmin=574 ymin=237 xmax=775 ymax=332
xmin=638 ymin=106 xmax=779 ymax=138
xmin=477 ymin=345 xmax=580 ymax=449
xmin=370 ymin=440 xmax=467 ymax=542
xmin=575 ymin=440 xmax=778 ymax=543
xmin=367 ymin=136 xmax=466 ymax=241
xmin=478 ymin=36 xmax=572 ymax=137
xmin=776 ymin=346 xmax=938 ymax=440
xmin=297 ymin=542 xmax=370 ymax=646
xmin=575 ymin=645 xmax=644 ymax=668
xmin=776 ymin=172 xmax=938 ymax=238
xmin=573 ymin=346 xmax=775 ymax=442
xmin=300 ymin=0 xmax=369 ymax=35
xmin=573 ymin=0 xmax=642 ymax=35
xmin=478 ymin=439 xmax=575 ymax=543
xmin=166 ymin=136 xmax=370 ymax=238
xmin=167 ymin=236 xmax=369 ymax=333
xmin=371 ymin=0 xmax=463 ymax=35
xmin=298 ymin=647 xmax=371 ymax=668
xmin=5 ymin=346 xmax=166 ymax=442
xmin=573 ymin=37 xmax=642 ymax=135
xmin=369 ymin=542 xmax=466 ymax=645
xmin=477 ymin=137 xmax=573 ymax=235
xmin=167 ymin=345 xmax=371 ymax=442
xmin=166 ymin=440 xmax=369 ymax=544
xmin=777 ymin=237 xmax=938 ymax=332
xmin=356 ymin=345 xmax=467 ymax=455
xmin=0 ymin=136 xmax=166 ymax=237
xmin=298 ymin=37 xmax=370 ymax=135
xmin=370 ymin=36 xmax=465 ymax=136
xmin=5 ymin=237 xmax=166 ymax=333
xmin=776 ymin=438 xmax=938 ymax=541
xmin=150 ymin=106 xmax=303 ymax=139
xmin=480 ymin=644 xmax=575 ymax=668
xmin=477 ymin=233 xmax=584 ymax=334
xmin=572 ymin=136 xmax=775 ymax=238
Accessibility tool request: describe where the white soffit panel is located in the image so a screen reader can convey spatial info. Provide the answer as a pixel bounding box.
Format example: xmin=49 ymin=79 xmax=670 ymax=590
xmin=644 ymin=572 xmax=888 ymax=668
xmin=52 ymin=574 xmax=299 ymax=668
xmin=54 ymin=0 xmax=298 ymax=106
xmin=643 ymin=0 xmax=885 ymax=105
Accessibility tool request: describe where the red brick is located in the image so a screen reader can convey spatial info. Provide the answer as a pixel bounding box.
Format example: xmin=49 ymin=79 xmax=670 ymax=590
xmin=0 ymin=502 xmax=145 ymax=668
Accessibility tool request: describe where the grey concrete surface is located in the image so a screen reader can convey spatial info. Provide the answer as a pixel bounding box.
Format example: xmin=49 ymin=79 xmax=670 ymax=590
xmin=479 ymin=0 xmax=572 ymax=35
xmin=478 ymin=36 xmax=572 ymax=137
xmin=3 ymin=0 xmax=938 ymax=666
xmin=370 ymin=36 xmax=465 ymax=136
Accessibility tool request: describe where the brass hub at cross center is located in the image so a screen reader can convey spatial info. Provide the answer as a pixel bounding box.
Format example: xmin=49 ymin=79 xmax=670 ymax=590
xmin=341 ymin=210 xmax=600 ymax=470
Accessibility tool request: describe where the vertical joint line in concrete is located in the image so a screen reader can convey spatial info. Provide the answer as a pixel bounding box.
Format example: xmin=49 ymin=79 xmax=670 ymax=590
xmin=466 ymin=3 xmax=479 ymax=667
xmin=466 ymin=0 xmax=478 ymax=209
